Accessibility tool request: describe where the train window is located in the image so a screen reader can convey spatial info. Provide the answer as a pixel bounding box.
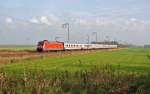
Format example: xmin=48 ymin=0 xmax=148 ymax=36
xmin=38 ymin=41 xmax=44 ymax=46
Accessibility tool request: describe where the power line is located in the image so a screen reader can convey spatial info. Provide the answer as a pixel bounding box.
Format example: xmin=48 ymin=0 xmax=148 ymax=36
xmin=62 ymin=23 xmax=70 ymax=43
xmin=92 ymin=32 xmax=98 ymax=42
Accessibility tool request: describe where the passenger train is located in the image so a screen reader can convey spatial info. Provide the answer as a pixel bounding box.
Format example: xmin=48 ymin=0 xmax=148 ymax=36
xmin=37 ymin=40 xmax=118 ymax=52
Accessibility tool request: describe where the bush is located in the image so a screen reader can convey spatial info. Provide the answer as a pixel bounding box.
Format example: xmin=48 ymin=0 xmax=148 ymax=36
xmin=0 ymin=66 xmax=150 ymax=94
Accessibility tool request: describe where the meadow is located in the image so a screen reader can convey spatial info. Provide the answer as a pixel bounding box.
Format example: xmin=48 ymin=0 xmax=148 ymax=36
xmin=0 ymin=45 xmax=35 ymax=51
xmin=0 ymin=48 xmax=150 ymax=94
xmin=1 ymin=48 xmax=150 ymax=75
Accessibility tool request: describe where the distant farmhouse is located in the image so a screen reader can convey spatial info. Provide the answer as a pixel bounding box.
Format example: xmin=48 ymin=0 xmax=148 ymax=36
xmin=144 ymin=45 xmax=150 ymax=48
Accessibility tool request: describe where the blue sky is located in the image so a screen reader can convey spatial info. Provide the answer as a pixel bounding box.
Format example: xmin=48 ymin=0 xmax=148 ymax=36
xmin=0 ymin=0 xmax=150 ymax=45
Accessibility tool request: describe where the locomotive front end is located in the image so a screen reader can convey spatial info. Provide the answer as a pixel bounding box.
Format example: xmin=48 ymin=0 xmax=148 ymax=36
xmin=37 ymin=41 xmax=44 ymax=52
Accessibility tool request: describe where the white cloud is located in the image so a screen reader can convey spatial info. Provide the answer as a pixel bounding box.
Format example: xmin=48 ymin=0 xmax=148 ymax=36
xmin=74 ymin=19 xmax=91 ymax=26
xmin=73 ymin=17 xmax=116 ymax=29
xmin=29 ymin=17 xmax=39 ymax=24
xmin=40 ymin=16 xmax=52 ymax=25
xmin=29 ymin=14 xmax=62 ymax=27
xmin=5 ymin=17 xmax=13 ymax=23
xmin=130 ymin=18 xmax=137 ymax=22
xmin=95 ymin=18 xmax=114 ymax=27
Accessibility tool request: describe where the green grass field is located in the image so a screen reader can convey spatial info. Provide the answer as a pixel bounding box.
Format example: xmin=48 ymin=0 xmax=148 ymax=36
xmin=0 ymin=45 xmax=35 ymax=51
xmin=1 ymin=48 xmax=150 ymax=75
xmin=1 ymin=48 xmax=150 ymax=94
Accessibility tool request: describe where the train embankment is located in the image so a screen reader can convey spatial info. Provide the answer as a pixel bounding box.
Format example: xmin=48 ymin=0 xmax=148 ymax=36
xmin=0 ymin=48 xmax=119 ymax=64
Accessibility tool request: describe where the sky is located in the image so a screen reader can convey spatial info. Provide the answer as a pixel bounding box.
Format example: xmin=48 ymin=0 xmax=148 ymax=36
xmin=0 ymin=0 xmax=150 ymax=45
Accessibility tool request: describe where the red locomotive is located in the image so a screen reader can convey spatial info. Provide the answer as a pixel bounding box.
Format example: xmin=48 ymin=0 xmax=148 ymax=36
xmin=37 ymin=40 xmax=64 ymax=52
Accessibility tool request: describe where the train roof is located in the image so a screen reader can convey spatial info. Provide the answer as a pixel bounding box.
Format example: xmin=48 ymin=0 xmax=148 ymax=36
xmin=40 ymin=40 xmax=64 ymax=43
